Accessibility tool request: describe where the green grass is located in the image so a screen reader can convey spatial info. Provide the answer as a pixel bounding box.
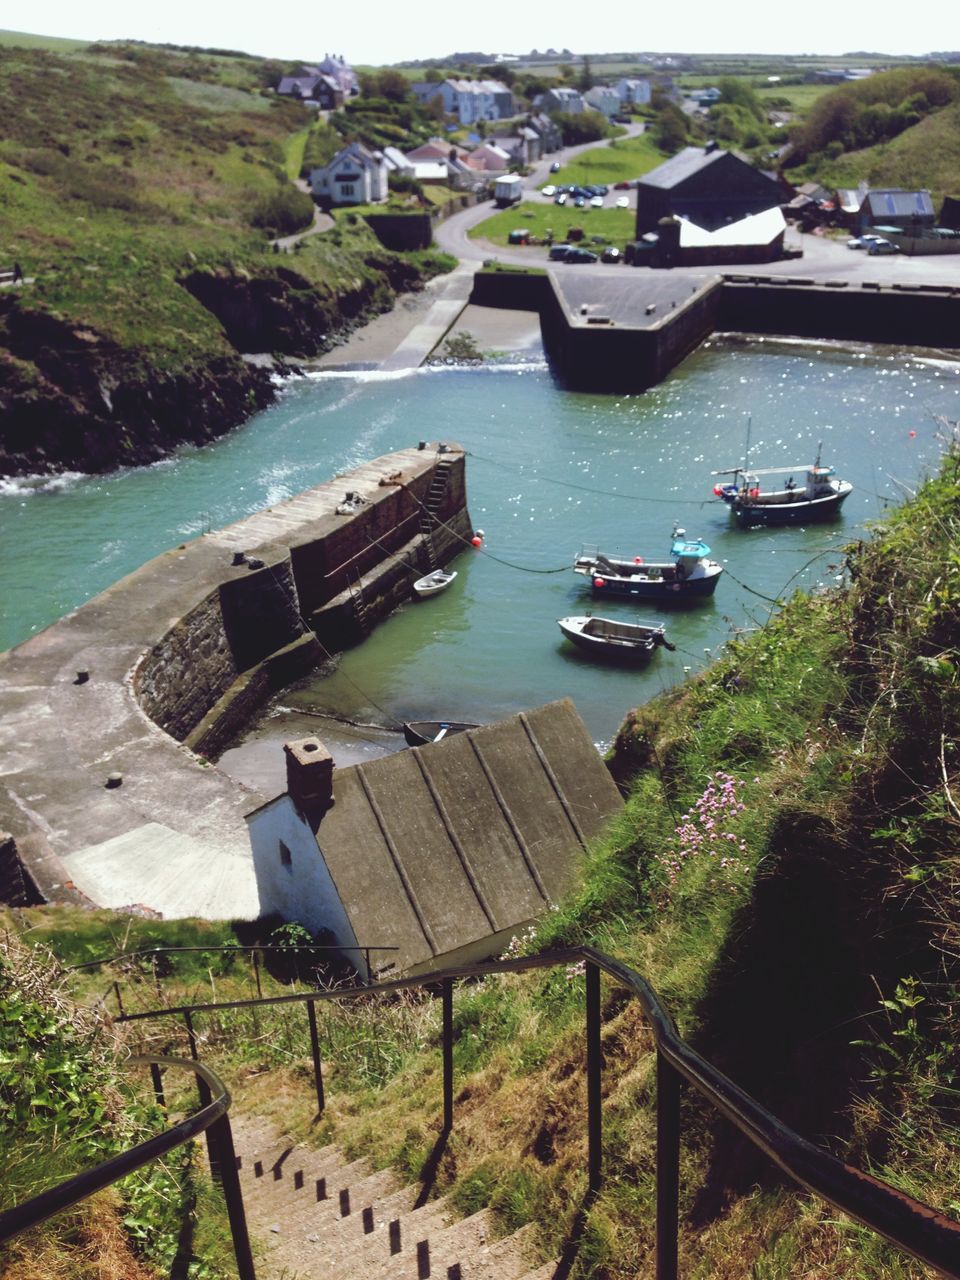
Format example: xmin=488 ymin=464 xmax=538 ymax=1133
xmin=469 ymin=201 xmax=634 ymax=247
xmin=0 ymin=27 xmax=90 ymax=51
xmin=549 ymin=131 xmax=665 ymax=187
xmin=803 ymin=101 xmax=960 ymax=209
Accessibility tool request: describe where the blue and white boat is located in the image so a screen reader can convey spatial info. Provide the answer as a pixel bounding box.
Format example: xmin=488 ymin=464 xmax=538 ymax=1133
xmin=573 ymin=528 xmax=723 ymax=601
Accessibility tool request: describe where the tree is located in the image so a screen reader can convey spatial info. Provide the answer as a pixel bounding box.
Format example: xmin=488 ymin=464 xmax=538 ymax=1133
xmin=578 ymin=57 xmax=594 ymax=93
xmin=424 ymin=67 xmax=444 ymax=83
xmin=652 ymin=101 xmax=688 ymax=153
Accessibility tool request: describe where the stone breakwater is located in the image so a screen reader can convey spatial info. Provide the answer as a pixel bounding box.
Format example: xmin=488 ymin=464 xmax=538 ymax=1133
xmin=0 ymin=445 xmax=471 ymax=918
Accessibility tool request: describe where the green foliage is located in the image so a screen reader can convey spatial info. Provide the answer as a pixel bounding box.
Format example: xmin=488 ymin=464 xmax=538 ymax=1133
xmin=249 ymin=184 xmax=315 ymax=236
xmin=788 ymin=66 xmax=960 ymax=165
xmin=551 ymin=111 xmax=614 ymax=146
xmin=650 ymin=99 xmax=690 ymax=152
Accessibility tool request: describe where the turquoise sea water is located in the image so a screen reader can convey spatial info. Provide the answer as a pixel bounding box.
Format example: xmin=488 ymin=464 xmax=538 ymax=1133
xmin=2 ymin=338 xmax=958 ymax=749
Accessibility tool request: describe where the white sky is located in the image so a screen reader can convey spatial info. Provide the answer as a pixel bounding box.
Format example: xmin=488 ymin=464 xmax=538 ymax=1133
xmin=5 ymin=1 xmax=957 ymax=67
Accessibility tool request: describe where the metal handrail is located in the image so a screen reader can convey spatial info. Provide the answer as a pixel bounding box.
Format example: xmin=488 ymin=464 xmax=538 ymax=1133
xmin=109 ymin=945 xmax=960 ymax=1279
xmin=0 ymin=1054 xmax=256 ymax=1280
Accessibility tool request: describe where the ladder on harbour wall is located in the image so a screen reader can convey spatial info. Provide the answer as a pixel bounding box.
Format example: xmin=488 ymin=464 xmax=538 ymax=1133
xmin=348 ymin=570 xmax=370 ymax=636
xmin=419 ymin=457 xmax=453 ymax=570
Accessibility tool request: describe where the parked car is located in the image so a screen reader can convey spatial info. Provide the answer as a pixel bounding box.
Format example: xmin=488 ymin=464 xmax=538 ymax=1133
xmin=613 ymin=181 xmax=630 ymax=190
xmin=848 ymin=234 xmax=883 ymax=250
xmin=601 ymin=247 xmax=622 ymax=263
xmin=564 ymin=248 xmax=598 ymax=263
xmin=550 ymin=161 xmax=561 ymax=173
xmin=868 ymin=238 xmax=900 ymax=255
xmin=589 ymin=195 xmax=604 ymax=208
xmin=542 ymin=185 xmax=556 ymax=197
xmin=615 ymin=196 xmax=630 ymax=209
xmin=548 ymin=244 xmax=574 ymax=260
xmin=554 ymin=192 xmax=567 ymax=205
xmin=574 ymin=196 xmax=586 ymax=208
xmin=508 ymin=229 xmax=530 ymax=244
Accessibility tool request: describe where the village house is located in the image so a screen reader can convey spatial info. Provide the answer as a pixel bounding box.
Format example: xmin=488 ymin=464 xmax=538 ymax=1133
xmin=412 ymin=78 xmax=514 ymax=124
xmin=542 ymin=86 xmax=586 ymax=115
xmin=584 ymin=86 xmax=622 ymax=119
xmin=246 ymin=701 xmax=623 ymax=977
xmin=859 ymin=188 xmax=936 ymax=235
xmin=635 ymin=142 xmax=784 ymax=235
xmin=311 ymin=53 xmax=359 ymax=97
xmin=528 ymin=112 xmax=563 ymax=154
xmin=308 ymin=141 xmax=388 ymax=207
xmin=463 ymin=141 xmax=512 ymax=173
xmin=616 ymin=77 xmax=652 ymax=107
xmin=276 ymin=70 xmax=343 ymax=109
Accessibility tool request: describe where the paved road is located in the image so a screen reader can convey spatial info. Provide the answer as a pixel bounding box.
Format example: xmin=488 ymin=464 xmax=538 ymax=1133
xmin=434 ymin=132 xmax=960 ymax=290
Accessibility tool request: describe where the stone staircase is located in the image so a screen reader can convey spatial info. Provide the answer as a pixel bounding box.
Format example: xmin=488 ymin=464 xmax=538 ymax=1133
xmin=229 ymin=1113 xmax=557 ymax=1280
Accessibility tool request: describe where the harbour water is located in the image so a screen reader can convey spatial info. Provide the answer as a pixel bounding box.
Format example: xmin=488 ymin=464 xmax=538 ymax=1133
xmin=2 ymin=337 xmax=957 ymax=787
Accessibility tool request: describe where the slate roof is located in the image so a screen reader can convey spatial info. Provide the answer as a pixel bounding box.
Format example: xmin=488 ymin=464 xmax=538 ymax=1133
xmin=306 ymin=699 xmax=622 ymax=973
xmin=639 ymin=146 xmax=734 ymax=190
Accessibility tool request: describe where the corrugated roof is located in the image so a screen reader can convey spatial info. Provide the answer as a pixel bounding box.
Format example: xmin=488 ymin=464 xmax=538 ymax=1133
xmin=863 ymin=189 xmax=935 ymax=219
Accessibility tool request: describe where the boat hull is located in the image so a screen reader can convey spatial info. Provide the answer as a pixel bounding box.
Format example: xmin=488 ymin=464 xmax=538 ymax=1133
xmin=557 ymin=616 xmax=664 ymax=661
xmin=413 ymin=569 xmax=457 ymax=597
xmin=403 ymin=720 xmax=478 ymax=747
xmin=733 ymin=487 xmax=851 ymax=526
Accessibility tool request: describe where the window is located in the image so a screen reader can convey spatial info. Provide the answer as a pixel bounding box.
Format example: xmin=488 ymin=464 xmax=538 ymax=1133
xmin=279 ymin=840 xmax=292 ymax=868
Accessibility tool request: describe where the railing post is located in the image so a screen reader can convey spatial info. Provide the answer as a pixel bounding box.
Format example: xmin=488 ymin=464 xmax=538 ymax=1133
xmin=184 ymin=1010 xmax=218 ymax=1179
xmin=113 ymin=980 xmax=125 ymax=1018
xmin=585 ymin=960 xmax=603 ymax=1196
xmin=149 ymin=1061 xmax=166 ymax=1111
xmin=252 ymin=949 xmax=262 ymax=999
xmin=209 ymin=1114 xmax=258 ymax=1280
xmin=306 ymin=999 xmax=325 ymax=1114
xmin=656 ymin=1049 xmax=681 ymax=1280
xmin=442 ymin=978 xmax=453 ymax=1132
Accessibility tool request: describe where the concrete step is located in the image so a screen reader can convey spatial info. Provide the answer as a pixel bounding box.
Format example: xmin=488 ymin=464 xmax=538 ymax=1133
xmin=227 ymin=1112 xmax=549 ymax=1280
xmin=293 ymin=1193 xmax=456 ymax=1279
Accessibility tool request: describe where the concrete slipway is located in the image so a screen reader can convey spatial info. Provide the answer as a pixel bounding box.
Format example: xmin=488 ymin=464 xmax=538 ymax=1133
xmin=0 ymin=447 xmax=441 ymax=921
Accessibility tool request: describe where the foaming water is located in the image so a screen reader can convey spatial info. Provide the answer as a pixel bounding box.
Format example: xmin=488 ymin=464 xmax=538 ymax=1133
xmin=2 ymin=339 xmax=958 ymax=743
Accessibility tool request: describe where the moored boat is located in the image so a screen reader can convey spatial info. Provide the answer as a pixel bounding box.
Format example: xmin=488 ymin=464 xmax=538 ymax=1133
xmin=413 ymin=568 xmax=457 ymax=597
xmin=403 ymin=720 xmax=479 ymax=747
xmin=557 ymin=615 xmax=674 ymax=661
xmin=573 ymin=528 xmax=723 ymax=601
xmin=712 ymin=442 xmax=852 ymax=526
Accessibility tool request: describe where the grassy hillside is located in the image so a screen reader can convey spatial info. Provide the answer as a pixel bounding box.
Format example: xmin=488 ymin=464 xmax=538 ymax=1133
xmin=812 ymin=101 xmax=960 ymax=208
xmin=0 ymin=42 xmax=452 ymax=474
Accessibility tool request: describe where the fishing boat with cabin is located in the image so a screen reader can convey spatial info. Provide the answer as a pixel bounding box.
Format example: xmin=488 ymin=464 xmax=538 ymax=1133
xmin=712 ymin=439 xmax=852 ymax=526
xmin=573 ymin=528 xmax=723 ymax=601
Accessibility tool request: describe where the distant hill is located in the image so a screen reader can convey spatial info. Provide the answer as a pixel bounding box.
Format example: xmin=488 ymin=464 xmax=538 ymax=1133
xmin=0 ymin=27 xmax=90 ymax=51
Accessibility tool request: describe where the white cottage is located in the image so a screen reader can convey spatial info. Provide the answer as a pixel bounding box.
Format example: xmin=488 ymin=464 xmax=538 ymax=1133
xmin=308 ymin=141 xmax=389 ymax=206
xmin=246 ymin=701 xmax=624 ymax=979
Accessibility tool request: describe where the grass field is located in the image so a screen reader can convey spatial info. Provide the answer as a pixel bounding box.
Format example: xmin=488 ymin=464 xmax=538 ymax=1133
xmin=548 ymin=131 xmax=665 ymax=187
xmin=469 ymin=200 xmax=635 ymax=248
xmin=0 ymin=27 xmax=89 ymax=51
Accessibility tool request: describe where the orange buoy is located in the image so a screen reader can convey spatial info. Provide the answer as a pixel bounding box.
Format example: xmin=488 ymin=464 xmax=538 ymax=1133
xmin=594 ymin=578 xmax=606 ymax=588
xmin=471 ymin=536 xmax=482 ymax=547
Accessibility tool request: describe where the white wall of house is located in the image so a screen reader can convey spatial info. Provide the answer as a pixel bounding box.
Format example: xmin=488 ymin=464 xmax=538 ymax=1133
xmin=308 ymin=143 xmax=388 ymax=205
xmin=247 ymin=795 xmax=364 ymax=975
